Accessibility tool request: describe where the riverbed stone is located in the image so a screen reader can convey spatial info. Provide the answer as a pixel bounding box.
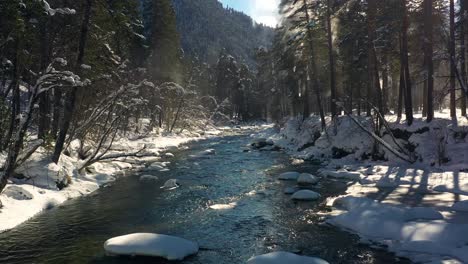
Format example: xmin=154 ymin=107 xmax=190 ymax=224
xmin=291 ymin=190 xmax=321 ymax=201
xmin=297 ymin=173 xmax=319 ymax=185
xmin=278 ymin=172 xmax=300 ymax=181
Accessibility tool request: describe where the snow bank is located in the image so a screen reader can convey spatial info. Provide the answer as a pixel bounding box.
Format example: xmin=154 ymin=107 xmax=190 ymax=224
xmin=255 ymin=111 xmax=468 ymax=264
xmin=247 ymin=251 xmax=329 ymax=264
xmin=1 ymin=130 xmax=219 ymax=232
xmin=329 ymin=196 xmax=468 ymax=263
xmin=104 ymin=233 xmax=198 ymax=260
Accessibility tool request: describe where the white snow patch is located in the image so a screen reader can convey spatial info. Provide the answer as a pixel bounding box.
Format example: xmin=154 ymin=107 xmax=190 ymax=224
xmin=104 ymin=233 xmax=198 ymax=260
xmin=209 ymin=202 xmax=237 ymax=210
xmin=247 ymin=251 xmax=329 ymax=264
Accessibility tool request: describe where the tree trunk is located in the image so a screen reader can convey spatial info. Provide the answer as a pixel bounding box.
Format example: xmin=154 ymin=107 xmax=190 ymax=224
xmin=460 ymin=0 xmax=467 ymax=116
xmin=401 ymin=0 xmax=413 ymax=125
xmin=449 ymin=0 xmax=457 ymax=118
xmin=382 ymin=54 xmax=389 ymax=114
xmin=424 ymin=0 xmax=434 ymax=122
xmin=52 ymin=0 xmax=93 ymax=163
xmin=38 ymin=18 xmax=51 ymax=140
xmin=327 ymin=0 xmax=337 ymax=119
xmin=303 ymin=0 xmax=326 ymax=129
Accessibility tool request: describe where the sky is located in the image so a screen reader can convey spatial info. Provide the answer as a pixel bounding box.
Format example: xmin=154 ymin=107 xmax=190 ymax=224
xmin=219 ymin=0 xmax=280 ymax=27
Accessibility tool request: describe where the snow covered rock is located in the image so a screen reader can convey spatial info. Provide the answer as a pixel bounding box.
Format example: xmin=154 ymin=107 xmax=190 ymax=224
xmin=161 ymin=179 xmax=179 ymax=190
xmin=297 ymin=173 xmax=319 ymax=185
xmin=104 ymin=233 xmax=198 ymax=261
xmin=278 ymin=172 xmax=300 ymax=181
xmin=209 ymin=202 xmax=237 ymax=210
xmin=251 ymin=138 xmax=273 ymax=149
xmin=2 ymin=186 xmax=33 ymax=200
xmin=284 ymin=187 xmax=299 ymax=194
xmin=247 ymin=251 xmax=329 ymax=264
xmin=164 ymin=153 xmax=175 ymax=158
xmin=452 ymin=200 xmax=468 ymax=212
xmin=140 ymin=175 xmax=159 ymax=181
xmin=200 ymin=149 xmax=216 ymax=155
xmin=291 ymin=190 xmax=321 ymax=201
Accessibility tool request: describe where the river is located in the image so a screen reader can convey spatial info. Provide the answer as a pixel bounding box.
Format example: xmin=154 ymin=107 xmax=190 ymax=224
xmin=0 ymin=131 xmax=409 ymax=263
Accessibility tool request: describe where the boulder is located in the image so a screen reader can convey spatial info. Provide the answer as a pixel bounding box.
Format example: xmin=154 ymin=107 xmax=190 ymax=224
xmin=297 ymin=173 xmax=319 ymax=185
xmin=278 ymin=172 xmax=300 ymax=181
xmin=291 ymin=190 xmax=321 ymax=201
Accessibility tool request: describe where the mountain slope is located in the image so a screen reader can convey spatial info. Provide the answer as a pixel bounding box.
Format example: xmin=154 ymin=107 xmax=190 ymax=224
xmin=172 ymin=0 xmax=275 ymax=67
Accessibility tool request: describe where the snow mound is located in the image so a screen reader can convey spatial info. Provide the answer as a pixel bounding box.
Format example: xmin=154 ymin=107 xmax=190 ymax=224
xmin=452 ymin=200 xmax=468 ymax=212
xmin=291 ymin=190 xmax=321 ymax=201
xmin=104 ymin=233 xmax=198 ymax=261
xmin=247 ymin=251 xmax=329 ymax=264
xmin=2 ymin=186 xmax=33 ymax=200
xmin=278 ymin=172 xmax=300 ymax=181
xmin=297 ymin=173 xmax=319 ymax=185
xmin=139 ymin=175 xmax=159 ymax=181
xmin=161 ymin=179 xmax=179 ymax=190
xmin=209 ymin=202 xmax=237 ymax=210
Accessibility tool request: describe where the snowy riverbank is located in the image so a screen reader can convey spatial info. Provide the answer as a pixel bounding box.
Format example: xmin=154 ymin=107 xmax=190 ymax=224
xmin=0 ymin=128 xmax=230 ymax=233
xmin=255 ymin=111 xmax=468 ymax=263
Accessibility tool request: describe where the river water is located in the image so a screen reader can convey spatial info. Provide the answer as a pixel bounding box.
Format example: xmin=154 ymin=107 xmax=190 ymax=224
xmin=0 ymin=132 xmax=409 ymax=263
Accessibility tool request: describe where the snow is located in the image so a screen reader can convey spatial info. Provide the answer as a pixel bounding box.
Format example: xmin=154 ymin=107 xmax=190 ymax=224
xmin=164 ymin=153 xmax=175 ymax=158
xmin=452 ymin=200 xmax=468 ymax=212
xmin=209 ymin=202 xmax=237 ymax=210
xmin=297 ymin=173 xmax=319 ymax=185
xmin=0 ymin=129 xmax=220 ymax=232
xmin=247 ymin=251 xmax=329 ymax=264
xmin=278 ymin=171 xmax=300 ymax=181
xmin=291 ymin=190 xmax=321 ymax=201
xmin=104 ymin=233 xmax=198 ymax=260
xmin=254 ymin=110 xmax=468 ymax=263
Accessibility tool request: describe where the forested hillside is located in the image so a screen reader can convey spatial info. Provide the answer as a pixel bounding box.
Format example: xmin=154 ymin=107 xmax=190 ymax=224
xmin=172 ymin=0 xmax=275 ymax=66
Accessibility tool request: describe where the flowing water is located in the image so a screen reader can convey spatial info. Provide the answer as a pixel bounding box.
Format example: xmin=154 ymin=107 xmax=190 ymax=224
xmin=0 ymin=132 xmax=409 ymax=263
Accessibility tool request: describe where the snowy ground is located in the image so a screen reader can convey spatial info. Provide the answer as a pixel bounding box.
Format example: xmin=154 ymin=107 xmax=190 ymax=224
xmin=0 ymin=128 xmax=228 ymax=233
xmin=256 ymin=110 xmax=468 ymax=263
